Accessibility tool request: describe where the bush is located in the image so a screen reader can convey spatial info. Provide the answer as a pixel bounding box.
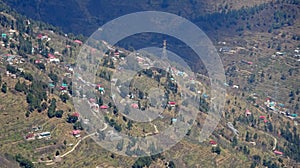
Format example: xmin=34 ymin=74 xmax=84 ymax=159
xmin=1 ymin=82 xmax=7 ymax=93
xmin=59 ymin=93 xmax=69 ymax=103
xmin=15 ymin=154 xmax=34 ymax=168
xmin=55 ymin=110 xmax=64 ymax=118
xmin=67 ymin=115 xmax=78 ymax=123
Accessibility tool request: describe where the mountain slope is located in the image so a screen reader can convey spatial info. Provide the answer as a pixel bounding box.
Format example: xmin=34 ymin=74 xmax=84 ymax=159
xmin=3 ymin=0 xmax=273 ymax=35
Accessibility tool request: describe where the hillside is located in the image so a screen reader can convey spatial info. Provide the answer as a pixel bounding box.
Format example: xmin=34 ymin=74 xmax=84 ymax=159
xmin=3 ymin=0 xmax=273 ymax=35
xmin=0 ymin=0 xmax=299 ymax=168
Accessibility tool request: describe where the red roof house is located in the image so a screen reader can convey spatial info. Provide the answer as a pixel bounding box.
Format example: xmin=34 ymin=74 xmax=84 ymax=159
xmin=100 ymin=105 xmax=108 ymax=109
xmin=274 ymin=150 xmax=283 ymax=155
xmin=245 ymin=109 xmax=251 ymax=116
xmin=48 ymin=53 xmax=56 ymax=59
xmin=259 ymin=116 xmax=266 ymax=119
xmin=60 ymin=86 xmax=67 ymax=90
xmin=72 ymin=130 xmax=81 ymax=135
xmin=35 ymin=60 xmax=41 ymax=64
xmin=37 ymin=34 xmax=43 ymax=39
xmin=131 ymin=103 xmax=139 ymax=109
xmin=114 ymin=51 xmax=120 ymax=57
xmin=72 ymin=112 xmax=80 ymax=118
xmin=209 ymin=140 xmax=217 ymax=145
xmin=89 ymin=98 xmax=96 ymax=103
xmin=168 ymin=101 xmax=176 ymax=107
xmin=74 ymin=40 xmax=83 ymax=45
xmin=26 ymin=133 xmax=35 ymax=139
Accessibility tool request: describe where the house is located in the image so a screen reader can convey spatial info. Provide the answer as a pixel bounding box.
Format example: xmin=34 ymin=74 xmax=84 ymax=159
xmin=72 ymin=130 xmax=81 ymax=138
xmin=274 ymin=150 xmax=283 ymax=155
xmin=220 ymin=47 xmax=231 ymax=52
xmin=131 ymin=103 xmax=139 ymax=109
xmin=241 ymin=60 xmax=253 ymax=65
xmin=54 ymin=51 xmax=62 ymax=56
xmin=269 ymin=101 xmax=276 ymax=107
xmin=98 ymin=87 xmax=105 ymax=93
xmin=35 ymin=59 xmax=42 ymax=64
xmin=233 ymin=85 xmax=239 ymax=89
xmin=49 ymin=83 xmax=55 ymax=88
xmin=9 ymin=29 xmax=16 ymax=34
xmin=32 ymin=126 xmax=42 ymax=131
xmin=60 ymin=86 xmax=67 ymax=90
xmin=276 ymin=52 xmax=283 ymax=56
xmin=171 ymin=118 xmax=177 ymax=124
xmin=42 ymin=35 xmax=48 ymax=40
xmin=209 ymin=140 xmax=217 ymax=147
xmin=49 ymin=58 xmax=60 ymax=63
xmin=114 ymin=50 xmax=120 ymax=57
xmin=25 ymin=133 xmax=35 ymax=140
xmin=72 ymin=112 xmax=80 ymax=118
xmin=37 ymin=34 xmax=43 ymax=39
xmin=249 ymin=141 xmax=256 ymax=146
xmin=168 ymin=101 xmax=176 ymax=107
xmin=259 ymin=116 xmax=266 ymax=119
xmin=18 ymin=68 xmax=24 ymax=72
xmin=38 ymin=132 xmax=51 ymax=139
xmin=89 ymin=98 xmax=96 ymax=104
xmin=74 ymin=40 xmax=83 ymax=45
xmin=290 ymin=114 xmax=298 ymax=117
xmin=48 ymin=53 xmax=56 ymax=59
xmin=202 ymin=93 xmax=209 ymax=98
xmin=100 ymin=105 xmax=108 ymax=109
xmin=245 ymin=109 xmax=251 ymax=116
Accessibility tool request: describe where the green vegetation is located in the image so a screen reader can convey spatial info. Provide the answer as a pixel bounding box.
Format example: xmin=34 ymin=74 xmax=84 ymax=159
xmin=0 ymin=0 xmax=299 ymax=167
xmin=15 ymin=154 xmax=34 ymax=168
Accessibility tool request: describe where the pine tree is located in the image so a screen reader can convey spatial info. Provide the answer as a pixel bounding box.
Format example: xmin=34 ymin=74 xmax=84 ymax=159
xmin=1 ymin=82 xmax=7 ymax=93
xmin=232 ymin=136 xmax=238 ymax=147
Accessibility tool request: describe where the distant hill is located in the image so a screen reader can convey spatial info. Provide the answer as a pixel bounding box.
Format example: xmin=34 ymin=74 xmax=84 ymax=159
xmin=3 ymin=0 xmax=273 ymax=36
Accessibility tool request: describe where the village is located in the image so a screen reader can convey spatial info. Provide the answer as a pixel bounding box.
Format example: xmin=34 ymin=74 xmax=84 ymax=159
xmin=0 ymin=3 xmax=299 ymax=166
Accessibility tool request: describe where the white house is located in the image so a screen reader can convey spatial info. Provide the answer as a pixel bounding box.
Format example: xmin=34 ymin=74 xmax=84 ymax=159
xmin=233 ymin=85 xmax=239 ymax=89
xmin=49 ymin=58 xmax=60 ymax=63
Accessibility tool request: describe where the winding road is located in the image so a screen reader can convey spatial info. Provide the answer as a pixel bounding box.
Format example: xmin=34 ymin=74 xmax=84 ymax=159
xmin=61 ymin=123 xmax=108 ymax=158
xmin=33 ymin=123 xmax=108 ymax=165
